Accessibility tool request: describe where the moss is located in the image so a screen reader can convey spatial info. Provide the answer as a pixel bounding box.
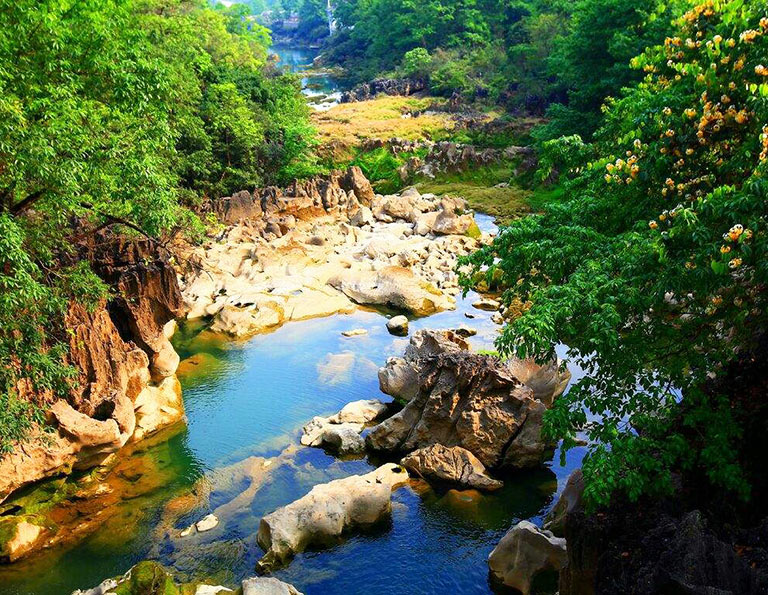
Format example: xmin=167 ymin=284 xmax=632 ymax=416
xmin=113 ymin=561 xmax=179 ymax=595
xmin=465 ymin=221 xmax=482 ymax=239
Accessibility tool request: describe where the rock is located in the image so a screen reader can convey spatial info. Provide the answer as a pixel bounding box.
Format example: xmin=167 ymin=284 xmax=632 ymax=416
xmin=196 ymin=513 xmax=219 ymax=532
xmin=330 ymin=266 xmax=453 ymax=316
xmin=453 ymin=325 xmax=477 ymax=337
xmin=372 ymin=194 xmax=416 ymax=222
xmin=72 ymin=578 xmax=120 ymax=595
xmin=342 ymin=166 xmax=375 ymax=206
xmin=300 ymin=416 xmax=333 ymax=447
xmin=472 ymin=298 xmax=500 ymax=311
xmin=321 ymin=424 xmax=366 ymax=455
xmin=506 ymin=357 xmax=571 ymax=407
xmin=0 ymin=519 xmax=44 ymax=563
xmin=196 ymin=586 xmax=233 ymax=595
xmin=340 ymin=77 xmax=426 ymax=102
xmin=210 ymin=303 xmax=284 ymax=337
xmin=328 ymin=399 xmax=389 ymax=424
xmin=151 ymin=338 xmax=180 ymax=380
xmin=377 ymin=329 xmax=469 ymax=401
xmin=212 ymin=190 xmax=260 ymax=224
xmin=256 ymin=464 xmax=409 ymax=571
xmin=369 ymin=331 xmax=555 ymax=470
xmin=341 ymin=328 xmax=368 ymax=337
xmin=386 ymin=315 xmax=409 ymax=336
xmin=544 ymin=469 xmax=584 ymax=537
xmin=430 ymin=199 xmax=474 ymax=236
xmin=349 ymin=205 xmax=374 ymax=227
xmin=400 ymin=444 xmax=502 ymax=491
xmin=488 ymin=520 xmax=567 ymax=595
xmin=242 ymin=577 xmax=303 ymax=595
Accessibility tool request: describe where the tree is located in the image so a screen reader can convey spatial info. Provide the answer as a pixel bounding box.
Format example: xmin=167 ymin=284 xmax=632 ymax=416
xmin=461 ymin=0 xmax=768 ymax=506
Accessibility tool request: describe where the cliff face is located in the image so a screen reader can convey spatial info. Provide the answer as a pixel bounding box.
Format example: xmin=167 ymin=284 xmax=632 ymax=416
xmin=0 ymin=236 xmax=185 ymax=510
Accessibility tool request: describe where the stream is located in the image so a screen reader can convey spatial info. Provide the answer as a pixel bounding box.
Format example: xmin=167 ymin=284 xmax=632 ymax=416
xmin=0 ymin=214 xmax=587 ymax=595
xmin=271 ymin=45 xmax=342 ymax=110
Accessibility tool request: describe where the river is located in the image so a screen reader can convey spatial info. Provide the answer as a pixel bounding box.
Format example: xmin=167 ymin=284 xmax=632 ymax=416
xmin=0 ymin=213 xmax=587 ymax=595
xmin=271 ymin=45 xmax=342 ymax=110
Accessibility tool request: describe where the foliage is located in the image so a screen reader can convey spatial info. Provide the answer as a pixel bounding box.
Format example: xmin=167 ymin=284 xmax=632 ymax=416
xmin=0 ymin=0 xmax=315 ymax=453
xmin=460 ymin=1 xmax=768 ymax=506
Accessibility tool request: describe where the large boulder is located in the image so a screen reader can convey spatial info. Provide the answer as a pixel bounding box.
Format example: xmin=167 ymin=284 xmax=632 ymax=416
xmin=330 ymin=266 xmax=454 ymax=316
xmin=341 ymin=166 xmax=375 ymax=206
xmin=256 ymin=464 xmax=408 ymax=571
xmin=401 ymin=444 xmax=503 ymax=491
xmin=368 ymin=330 xmax=556 ymax=470
xmin=488 ymin=521 xmax=567 ymax=595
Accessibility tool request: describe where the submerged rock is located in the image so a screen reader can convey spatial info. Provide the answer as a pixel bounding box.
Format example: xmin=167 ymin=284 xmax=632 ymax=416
xmin=0 ymin=519 xmax=44 ymax=563
xmin=196 ymin=513 xmax=219 ymax=533
xmin=256 ymin=464 xmax=408 ymax=572
xmin=488 ymin=520 xmax=567 ymax=595
xmin=401 ymin=444 xmax=503 ymax=491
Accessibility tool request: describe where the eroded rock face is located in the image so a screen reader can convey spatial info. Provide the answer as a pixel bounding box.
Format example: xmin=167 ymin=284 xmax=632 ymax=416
xmin=340 ymin=77 xmax=426 ymax=102
xmin=488 ymin=521 xmax=567 ymax=595
xmin=368 ymin=330 xmax=560 ymax=470
xmin=506 ymin=357 xmax=571 ymax=408
xmin=256 ymin=464 xmax=408 ymax=571
xmin=0 ymin=237 xmax=185 ymax=561
xmin=401 ymin=444 xmax=503 ymax=491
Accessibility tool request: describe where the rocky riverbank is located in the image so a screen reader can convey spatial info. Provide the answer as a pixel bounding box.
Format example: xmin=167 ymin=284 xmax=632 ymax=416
xmin=0 ymin=237 xmax=185 ymax=563
xmin=175 ymin=168 xmax=488 ymax=338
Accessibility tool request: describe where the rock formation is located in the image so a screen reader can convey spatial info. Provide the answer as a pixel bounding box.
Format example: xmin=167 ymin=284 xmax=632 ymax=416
xmin=488 ymin=520 xmax=567 ymax=595
xmin=300 ymin=399 xmax=389 ymax=455
xmin=401 ymin=444 xmax=503 ymax=491
xmin=368 ymin=330 xmax=569 ymax=470
xmin=340 ymin=77 xmax=426 ymax=102
xmin=177 ymin=171 xmax=489 ymax=338
xmin=256 ymin=463 xmax=408 ymax=571
xmin=0 ymin=236 xmax=185 ymax=561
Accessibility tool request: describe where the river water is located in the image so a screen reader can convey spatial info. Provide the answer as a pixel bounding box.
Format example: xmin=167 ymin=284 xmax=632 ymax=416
xmin=0 ymin=214 xmax=586 ymax=595
xmin=271 ymin=45 xmax=342 ymax=110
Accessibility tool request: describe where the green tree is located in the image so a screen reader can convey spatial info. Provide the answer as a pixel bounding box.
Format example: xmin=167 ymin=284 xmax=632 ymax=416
xmin=462 ymin=0 xmax=768 ymax=506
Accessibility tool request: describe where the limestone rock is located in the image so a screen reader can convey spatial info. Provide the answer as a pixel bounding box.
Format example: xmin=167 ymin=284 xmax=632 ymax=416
xmin=544 ymin=469 xmax=584 ymax=537
xmin=488 ymin=521 xmax=567 ymax=595
xmin=386 ymin=315 xmax=409 ymax=336
xmin=328 ymin=399 xmax=389 ymax=424
xmin=321 ymin=424 xmax=366 ymax=455
xmin=242 ymin=577 xmax=303 ymax=595
xmin=196 ymin=513 xmax=219 ymax=532
xmin=256 ymin=464 xmax=408 ymax=571
xmin=0 ymin=519 xmax=44 ymax=563
xmin=341 ymin=328 xmax=368 ymax=337
xmin=196 ymin=586 xmax=233 ymax=595
xmin=472 ymin=298 xmax=500 ymax=311
xmin=369 ymin=330 xmax=556 ymax=470
xmin=342 ymin=166 xmax=375 ymax=206
xmin=330 ymin=266 xmax=453 ymax=316
xmin=506 ymin=356 xmax=571 ymax=407
xmin=401 ymin=444 xmax=503 ymax=491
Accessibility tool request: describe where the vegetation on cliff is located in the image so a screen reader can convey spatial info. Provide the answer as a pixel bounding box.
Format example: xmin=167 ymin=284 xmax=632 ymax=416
xmin=0 ymin=0 xmax=315 ymax=452
xmin=461 ymin=1 xmax=768 ymax=506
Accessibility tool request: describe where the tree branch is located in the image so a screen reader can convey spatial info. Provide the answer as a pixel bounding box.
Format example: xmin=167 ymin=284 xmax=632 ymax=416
xmin=10 ymin=189 xmax=47 ymax=216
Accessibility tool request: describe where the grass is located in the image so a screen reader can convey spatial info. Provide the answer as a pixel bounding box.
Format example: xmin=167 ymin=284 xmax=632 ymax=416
xmin=312 ymin=95 xmax=457 ymax=161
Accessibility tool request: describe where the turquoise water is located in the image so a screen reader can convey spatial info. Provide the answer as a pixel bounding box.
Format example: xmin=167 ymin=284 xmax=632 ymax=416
xmin=271 ymin=45 xmax=341 ymax=106
xmin=0 ymin=216 xmax=587 ymax=595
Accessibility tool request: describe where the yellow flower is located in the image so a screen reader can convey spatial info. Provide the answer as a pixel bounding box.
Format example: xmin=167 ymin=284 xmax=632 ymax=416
xmin=659 ymin=213 xmax=667 ymax=221
xmin=604 ymin=174 xmax=612 ymax=183
xmin=649 ymin=220 xmax=659 ymax=229
xmin=713 ymin=35 xmax=722 ymax=44
xmin=729 ymin=258 xmax=742 ymax=269
xmin=686 ymin=148 xmax=695 ymax=155
xmin=721 ymin=245 xmax=731 ymax=254
xmin=756 ymin=65 xmax=768 ymax=76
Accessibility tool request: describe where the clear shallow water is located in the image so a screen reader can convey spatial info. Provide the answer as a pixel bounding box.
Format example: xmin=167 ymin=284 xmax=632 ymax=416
xmin=0 ymin=214 xmax=586 ymax=595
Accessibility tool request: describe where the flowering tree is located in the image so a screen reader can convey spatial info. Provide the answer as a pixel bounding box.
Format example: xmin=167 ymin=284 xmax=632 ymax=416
xmin=461 ymin=0 xmax=768 ymax=505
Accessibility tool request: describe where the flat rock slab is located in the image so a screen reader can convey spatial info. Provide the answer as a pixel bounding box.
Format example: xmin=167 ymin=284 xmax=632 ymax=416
xmin=242 ymin=577 xmax=303 ymax=595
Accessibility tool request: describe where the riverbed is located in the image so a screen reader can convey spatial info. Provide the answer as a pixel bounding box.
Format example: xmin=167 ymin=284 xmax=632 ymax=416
xmin=271 ymin=45 xmax=342 ymax=110
xmin=0 ymin=212 xmax=586 ymax=595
